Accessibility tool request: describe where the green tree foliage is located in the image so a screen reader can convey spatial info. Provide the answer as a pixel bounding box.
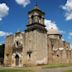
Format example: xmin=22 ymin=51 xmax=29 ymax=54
xmin=0 ymin=44 xmax=5 ymax=58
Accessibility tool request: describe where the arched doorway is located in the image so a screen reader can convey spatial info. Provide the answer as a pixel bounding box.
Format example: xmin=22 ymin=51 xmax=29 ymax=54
xmin=15 ymin=54 xmax=19 ymax=66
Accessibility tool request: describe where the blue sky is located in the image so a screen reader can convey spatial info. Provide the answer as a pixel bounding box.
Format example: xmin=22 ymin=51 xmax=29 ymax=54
xmin=0 ymin=0 xmax=72 ymax=47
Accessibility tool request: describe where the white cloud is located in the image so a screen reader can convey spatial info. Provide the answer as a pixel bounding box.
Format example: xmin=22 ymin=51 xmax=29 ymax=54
xmin=67 ymin=32 xmax=72 ymax=40
xmin=45 ymin=19 xmax=66 ymax=35
xmin=15 ymin=0 xmax=30 ymax=7
xmin=0 ymin=3 xmax=9 ymax=21
xmin=45 ymin=19 xmax=58 ymax=30
xmin=62 ymin=0 xmax=72 ymax=20
xmin=60 ymin=30 xmax=66 ymax=34
xmin=0 ymin=31 xmax=12 ymax=37
xmin=69 ymin=32 xmax=72 ymax=36
xmin=70 ymin=44 xmax=72 ymax=48
xmin=0 ymin=44 xmax=2 ymax=45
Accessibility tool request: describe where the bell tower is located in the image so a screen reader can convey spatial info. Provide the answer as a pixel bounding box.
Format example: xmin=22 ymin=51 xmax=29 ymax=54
xmin=24 ymin=3 xmax=48 ymax=65
xmin=25 ymin=4 xmax=47 ymax=33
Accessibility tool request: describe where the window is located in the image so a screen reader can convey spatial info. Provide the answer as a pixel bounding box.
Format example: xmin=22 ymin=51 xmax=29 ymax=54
xmin=27 ymin=51 xmax=32 ymax=59
xmin=6 ymin=53 xmax=9 ymax=60
xmin=16 ymin=41 xmax=19 ymax=46
xmin=16 ymin=41 xmax=22 ymax=48
xmin=57 ymin=54 xmax=59 ymax=57
xmin=6 ymin=53 xmax=9 ymax=57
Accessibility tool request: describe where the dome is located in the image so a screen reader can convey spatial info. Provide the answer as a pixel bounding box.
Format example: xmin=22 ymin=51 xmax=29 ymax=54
xmin=47 ymin=28 xmax=60 ymax=35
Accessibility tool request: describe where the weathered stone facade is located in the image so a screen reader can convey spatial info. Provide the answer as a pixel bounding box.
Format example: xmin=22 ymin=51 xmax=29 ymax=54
xmin=4 ymin=5 xmax=72 ymax=67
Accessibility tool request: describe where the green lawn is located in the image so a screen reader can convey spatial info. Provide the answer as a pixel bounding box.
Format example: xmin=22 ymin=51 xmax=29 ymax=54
xmin=64 ymin=70 xmax=72 ymax=72
xmin=42 ymin=64 xmax=72 ymax=68
xmin=0 ymin=69 xmax=33 ymax=72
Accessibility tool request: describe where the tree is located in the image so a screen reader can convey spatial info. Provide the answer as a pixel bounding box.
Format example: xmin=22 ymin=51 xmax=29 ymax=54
xmin=0 ymin=44 xmax=5 ymax=58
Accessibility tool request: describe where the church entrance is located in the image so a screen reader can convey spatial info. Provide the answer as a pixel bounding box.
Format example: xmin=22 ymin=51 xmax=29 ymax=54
xmin=15 ymin=55 xmax=19 ymax=66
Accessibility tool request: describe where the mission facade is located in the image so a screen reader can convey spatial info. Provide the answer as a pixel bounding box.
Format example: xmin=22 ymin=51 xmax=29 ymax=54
xmin=4 ymin=5 xmax=72 ymax=67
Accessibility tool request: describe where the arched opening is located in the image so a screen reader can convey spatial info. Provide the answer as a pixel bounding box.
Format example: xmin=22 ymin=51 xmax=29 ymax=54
xmin=15 ymin=54 xmax=19 ymax=66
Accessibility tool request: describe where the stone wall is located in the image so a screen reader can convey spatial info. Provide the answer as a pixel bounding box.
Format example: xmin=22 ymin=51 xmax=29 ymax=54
xmin=23 ymin=30 xmax=48 ymax=65
xmin=47 ymin=37 xmax=72 ymax=64
xmin=4 ymin=35 xmax=13 ymax=66
xmin=4 ymin=31 xmax=72 ymax=67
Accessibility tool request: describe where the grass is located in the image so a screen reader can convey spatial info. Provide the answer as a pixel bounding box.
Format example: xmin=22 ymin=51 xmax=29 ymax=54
xmin=0 ymin=69 xmax=33 ymax=72
xmin=64 ymin=70 xmax=72 ymax=72
xmin=42 ymin=64 xmax=72 ymax=68
xmin=0 ymin=64 xmax=72 ymax=72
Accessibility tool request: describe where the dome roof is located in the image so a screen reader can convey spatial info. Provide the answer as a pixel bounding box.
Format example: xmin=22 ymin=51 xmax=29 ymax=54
xmin=47 ymin=28 xmax=60 ymax=35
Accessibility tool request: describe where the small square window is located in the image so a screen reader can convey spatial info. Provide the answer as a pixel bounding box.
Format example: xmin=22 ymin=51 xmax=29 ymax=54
xmin=27 ymin=51 xmax=32 ymax=58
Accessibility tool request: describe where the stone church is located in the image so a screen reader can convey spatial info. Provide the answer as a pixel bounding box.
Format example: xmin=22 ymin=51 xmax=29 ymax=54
xmin=4 ymin=5 xmax=72 ymax=67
